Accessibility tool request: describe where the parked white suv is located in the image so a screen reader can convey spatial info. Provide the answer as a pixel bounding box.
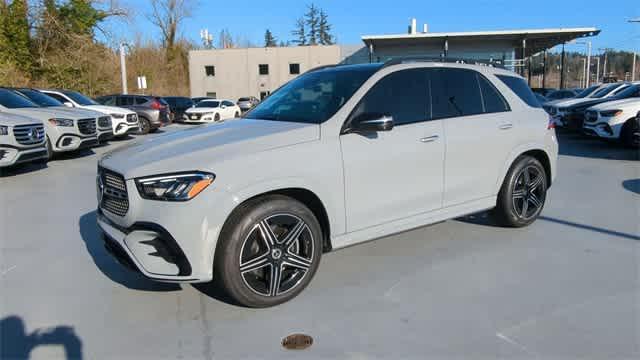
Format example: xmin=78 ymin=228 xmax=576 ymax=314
xmin=583 ymin=85 xmax=640 ymax=146
xmin=40 ymin=89 xmax=139 ymax=138
xmin=0 ymin=113 xmax=47 ymax=168
xmin=97 ymin=61 xmax=558 ymax=307
xmin=0 ymin=88 xmax=98 ymax=159
xmin=183 ymin=99 xmax=241 ymax=123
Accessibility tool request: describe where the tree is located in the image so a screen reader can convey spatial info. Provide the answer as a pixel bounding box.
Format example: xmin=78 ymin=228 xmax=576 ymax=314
xmin=291 ymin=18 xmax=306 ymax=46
xmin=304 ymin=4 xmax=319 ymax=45
xmin=264 ymin=29 xmax=277 ymax=47
xmin=218 ymin=28 xmax=234 ymax=48
xmin=1 ymin=0 xmax=31 ymax=71
xmin=318 ymin=9 xmax=333 ymax=45
xmin=148 ymin=0 xmax=194 ymax=52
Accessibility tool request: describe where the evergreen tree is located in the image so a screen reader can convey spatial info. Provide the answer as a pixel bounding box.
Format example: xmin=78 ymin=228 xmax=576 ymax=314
xmin=291 ymin=18 xmax=306 ymax=46
xmin=264 ymin=29 xmax=277 ymax=47
xmin=2 ymin=0 xmax=31 ymax=71
xmin=304 ymin=4 xmax=319 ymax=45
xmin=318 ymin=9 xmax=333 ymax=45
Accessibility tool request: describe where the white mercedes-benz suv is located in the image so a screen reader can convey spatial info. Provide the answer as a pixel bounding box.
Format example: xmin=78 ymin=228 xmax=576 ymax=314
xmin=40 ymin=89 xmax=139 ymax=138
xmin=0 ymin=113 xmax=47 ymax=168
xmin=97 ymin=61 xmax=558 ymax=307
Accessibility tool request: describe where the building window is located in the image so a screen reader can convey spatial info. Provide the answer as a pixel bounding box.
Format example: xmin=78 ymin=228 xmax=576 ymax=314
xmin=259 ymin=64 xmax=269 ymax=75
xmin=289 ymin=63 xmax=300 ymax=75
xmin=206 ymin=92 xmax=217 ymax=98
xmin=260 ymin=91 xmax=270 ymax=100
xmin=205 ymin=66 xmax=215 ymax=77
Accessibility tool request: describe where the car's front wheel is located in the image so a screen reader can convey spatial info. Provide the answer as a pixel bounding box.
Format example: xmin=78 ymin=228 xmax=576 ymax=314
xmin=493 ymin=155 xmax=548 ymax=227
xmin=214 ymin=195 xmax=323 ymax=307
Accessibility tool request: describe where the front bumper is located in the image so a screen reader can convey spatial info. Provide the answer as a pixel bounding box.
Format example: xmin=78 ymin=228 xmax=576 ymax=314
xmin=53 ymin=133 xmax=98 ymax=152
xmin=583 ymin=123 xmax=617 ymax=139
xmin=555 ymin=113 xmax=584 ymax=130
xmin=0 ymin=145 xmax=48 ymax=167
xmin=98 ymin=129 xmax=114 ymax=142
xmin=113 ymin=121 xmax=139 ymax=136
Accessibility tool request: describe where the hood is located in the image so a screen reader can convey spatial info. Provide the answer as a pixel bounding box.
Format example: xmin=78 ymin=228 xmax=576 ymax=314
xmin=0 ymin=112 xmax=44 ymax=126
xmin=82 ymin=104 xmax=135 ymax=116
xmin=44 ymin=106 xmax=104 ymax=118
xmin=4 ymin=107 xmax=96 ymax=121
xmin=185 ymin=107 xmax=218 ymax=114
xmin=587 ymin=98 xmax=640 ymax=111
xmin=99 ymin=118 xmax=319 ymax=179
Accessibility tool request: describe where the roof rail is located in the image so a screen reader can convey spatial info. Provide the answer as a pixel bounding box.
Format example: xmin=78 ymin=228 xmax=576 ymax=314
xmin=382 ymin=56 xmax=506 ymax=69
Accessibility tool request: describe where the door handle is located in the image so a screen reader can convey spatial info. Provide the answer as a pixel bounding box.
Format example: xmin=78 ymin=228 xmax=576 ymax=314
xmin=420 ymin=135 xmax=439 ymax=143
xmin=499 ymin=123 xmax=513 ymax=130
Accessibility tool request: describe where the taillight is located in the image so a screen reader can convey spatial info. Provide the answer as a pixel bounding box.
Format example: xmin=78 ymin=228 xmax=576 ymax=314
xmin=547 ymin=115 xmax=556 ymax=130
xmin=150 ymin=100 xmax=164 ymax=110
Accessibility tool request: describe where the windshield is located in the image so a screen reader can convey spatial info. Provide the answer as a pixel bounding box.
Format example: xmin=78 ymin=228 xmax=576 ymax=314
xmin=0 ymin=89 xmax=40 ymax=108
xmin=612 ymin=84 xmax=640 ymax=99
xmin=17 ymin=89 xmax=63 ymax=107
xmin=575 ymin=85 xmax=600 ymax=98
xmin=62 ymin=90 xmax=99 ymax=105
xmin=196 ymin=100 xmax=220 ymax=108
xmin=590 ymin=84 xmax=621 ymax=98
xmin=245 ymin=64 xmax=382 ymax=124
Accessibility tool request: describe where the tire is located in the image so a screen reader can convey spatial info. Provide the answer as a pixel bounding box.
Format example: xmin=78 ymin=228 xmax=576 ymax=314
xmin=620 ymin=118 xmax=638 ymax=148
xmin=214 ymin=113 xmax=221 ymax=122
xmin=45 ymin=135 xmax=53 ymax=161
xmin=493 ymin=155 xmax=548 ymax=227
xmin=214 ymin=195 xmax=323 ymax=308
xmin=234 ymin=112 xmax=240 ymax=118
xmin=138 ymin=118 xmax=151 ymax=135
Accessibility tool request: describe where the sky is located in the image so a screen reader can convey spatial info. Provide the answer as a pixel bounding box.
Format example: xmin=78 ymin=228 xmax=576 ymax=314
xmin=114 ymin=0 xmax=640 ymax=54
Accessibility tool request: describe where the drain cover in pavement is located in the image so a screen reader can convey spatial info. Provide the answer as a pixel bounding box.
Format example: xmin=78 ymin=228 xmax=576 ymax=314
xmin=282 ymin=334 xmax=313 ymax=350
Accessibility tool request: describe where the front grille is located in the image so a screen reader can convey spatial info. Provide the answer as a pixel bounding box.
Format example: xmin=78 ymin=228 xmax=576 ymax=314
xmin=78 ymin=118 xmax=97 ymax=135
xmin=13 ymin=124 xmax=45 ymax=146
xmin=99 ymin=167 xmax=129 ymax=216
xmin=584 ymin=111 xmax=598 ymax=124
xmin=98 ymin=116 xmax=111 ymax=128
xmin=126 ymin=114 xmax=138 ymax=124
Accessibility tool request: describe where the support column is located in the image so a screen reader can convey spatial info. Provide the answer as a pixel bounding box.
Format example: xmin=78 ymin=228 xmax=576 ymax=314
xmin=560 ymin=42 xmax=566 ymax=89
xmin=368 ymin=43 xmax=374 ymax=63
xmin=443 ymin=38 xmax=449 ymax=59
xmin=521 ymin=38 xmax=527 ymax=77
xmin=542 ymin=50 xmax=547 ymax=88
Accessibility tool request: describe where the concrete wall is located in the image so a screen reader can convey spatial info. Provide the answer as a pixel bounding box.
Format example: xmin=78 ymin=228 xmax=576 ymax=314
xmin=189 ymin=45 xmax=342 ymax=100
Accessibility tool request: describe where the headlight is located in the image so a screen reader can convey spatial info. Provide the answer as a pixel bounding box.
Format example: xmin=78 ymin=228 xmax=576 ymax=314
xmin=135 ymin=172 xmax=215 ymax=201
xmin=0 ymin=125 xmax=8 ymax=135
xmin=600 ymin=110 xmax=622 ymax=117
xmin=110 ymin=113 xmax=125 ymax=119
xmin=48 ymin=118 xmax=74 ymax=127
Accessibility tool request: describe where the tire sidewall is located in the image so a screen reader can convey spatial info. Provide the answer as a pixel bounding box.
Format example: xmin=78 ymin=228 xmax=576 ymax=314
xmin=215 ymin=195 xmax=323 ymax=307
xmin=497 ymin=156 xmax=547 ymax=227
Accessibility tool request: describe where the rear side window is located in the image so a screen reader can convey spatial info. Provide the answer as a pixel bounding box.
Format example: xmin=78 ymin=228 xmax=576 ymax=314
xmin=351 ymin=68 xmax=429 ymax=126
xmin=477 ymin=75 xmax=510 ymax=113
xmin=135 ymin=97 xmax=148 ymax=105
xmin=222 ymin=100 xmax=235 ymax=107
xmin=98 ymin=96 xmax=116 ymax=106
xmin=116 ymin=96 xmax=133 ymax=106
xmin=431 ymin=68 xmax=484 ymax=119
xmin=496 ymin=75 xmax=542 ymax=108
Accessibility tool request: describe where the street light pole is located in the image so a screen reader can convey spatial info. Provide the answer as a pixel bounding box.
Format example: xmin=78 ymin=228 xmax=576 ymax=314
xmin=585 ymin=41 xmax=591 ymax=86
xmin=119 ymin=43 xmax=128 ymax=95
xmin=630 ymin=19 xmax=639 ymax=81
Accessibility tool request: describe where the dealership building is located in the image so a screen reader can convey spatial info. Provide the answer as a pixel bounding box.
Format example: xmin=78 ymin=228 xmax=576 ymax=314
xmin=188 ymin=21 xmax=599 ymax=100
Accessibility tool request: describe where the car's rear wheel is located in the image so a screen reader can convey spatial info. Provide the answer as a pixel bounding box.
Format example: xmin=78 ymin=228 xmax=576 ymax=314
xmin=620 ymin=118 xmax=638 ymax=147
xmin=214 ymin=195 xmax=323 ymax=307
xmin=493 ymin=155 xmax=547 ymax=227
xmin=139 ymin=118 xmax=151 ymax=135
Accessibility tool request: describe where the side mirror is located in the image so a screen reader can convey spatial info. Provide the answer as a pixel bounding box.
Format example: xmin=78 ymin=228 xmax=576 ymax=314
xmin=63 ymin=102 xmax=74 ymax=107
xmin=349 ymin=113 xmax=394 ymax=133
xmin=221 ymin=105 xmax=227 ymax=109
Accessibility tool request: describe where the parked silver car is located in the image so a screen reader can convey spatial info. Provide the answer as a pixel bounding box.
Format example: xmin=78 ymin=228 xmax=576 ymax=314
xmin=0 ymin=112 xmax=47 ymax=168
xmin=237 ymin=96 xmax=260 ymax=112
xmin=97 ymin=61 xmax=558 ymax=307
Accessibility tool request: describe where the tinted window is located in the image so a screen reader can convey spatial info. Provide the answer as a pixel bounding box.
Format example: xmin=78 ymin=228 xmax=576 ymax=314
xmin=196 ymin=100 xmax=220 ymax=108
xmin=62 ymin=90 xmax=98 ymax=105
xmin=0 ymin=89 xmax=39 ymax=108
xmin=576 ymin=85 xmax=600 ymax=98
xmin=116 ymin=96 xmax=133 ymax=106
xmin=432 ymin=68 xmax=484 ymax=118
xmin=179 ymin=98 xmax=193 ymax=107
xmin=350 ymin=68 xmax=429 ymax=126
xmin=245 ymin=64 xmax=382 ymax=124
xmin=17 ymin=89 xmax=63 ymax=107
xmin=135 ymin=97 xmax=149 ymax=105
xmin=238 ymin=97 xmax=250 ymax=101
xmin=222 ymin=100 xmax=234 ymax=107
xmin=477 ymin=75 xmax=510 ymax=113
xmin=590 ymin=84 xmax=620 ymax=98
xmin=99 ymin=96 xmax=116 ymax=106
xmin=496 ymin=75 xmax=542 ymax=108
xmin=46 ymin=92 xmax=70 ymax=103
xmin=612 ymin=84 xmax=640 ymax=99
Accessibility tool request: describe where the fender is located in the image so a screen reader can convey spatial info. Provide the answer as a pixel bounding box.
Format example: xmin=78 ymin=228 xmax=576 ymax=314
xmin=495 ymin=141 xmax=552 ymax=194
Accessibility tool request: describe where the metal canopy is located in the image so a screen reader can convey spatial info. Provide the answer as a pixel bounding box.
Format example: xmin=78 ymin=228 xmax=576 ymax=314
xmin=362 ymin=28 xmax=600 ymax=58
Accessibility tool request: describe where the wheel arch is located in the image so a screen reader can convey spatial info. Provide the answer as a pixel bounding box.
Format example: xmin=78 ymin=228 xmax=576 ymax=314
xmin=221 ymin=187 xmax=333 ymax=253
xmin=497 ymin=145 xmax=554 ymax=192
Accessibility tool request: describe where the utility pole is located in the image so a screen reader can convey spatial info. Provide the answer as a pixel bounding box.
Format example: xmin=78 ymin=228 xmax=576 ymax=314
xmin=560 ymin=43 xmax=566 ymax=89
xmin=119 ymin=43 xmax=128 ymax=94
xmin=581 ymin=58 xmax=586 ymax=88
xmin=585 ymin=41 xmax=591 ymax=86
xmin=595 ymin=57 xmax=600 ymax=84
xmin=630 ymin=19 xmax=639 ymax=81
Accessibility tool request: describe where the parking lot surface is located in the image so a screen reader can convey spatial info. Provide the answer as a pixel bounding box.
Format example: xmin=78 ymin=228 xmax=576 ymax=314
xmin=1 ymin=125 xmax=639 ymax=359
